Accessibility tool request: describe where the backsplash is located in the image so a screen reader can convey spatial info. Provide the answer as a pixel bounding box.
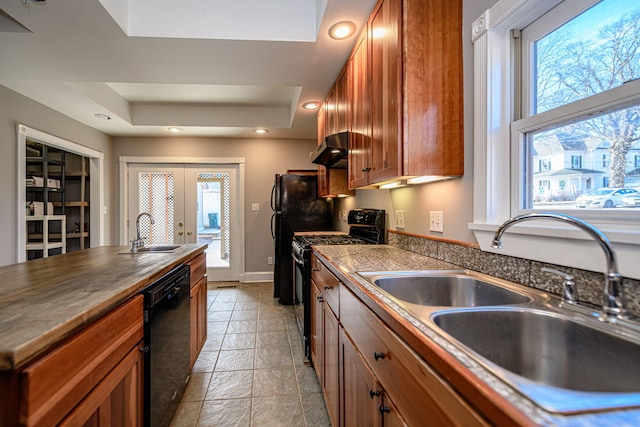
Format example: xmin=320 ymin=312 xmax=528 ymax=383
xmin=387 ymin=230 xmax=640 ymax=318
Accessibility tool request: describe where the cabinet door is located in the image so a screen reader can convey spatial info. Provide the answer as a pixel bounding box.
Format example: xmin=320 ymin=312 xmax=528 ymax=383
xmin=323 ymin=303 xmax=340 ymax=427
xmin=403 ymin=0 xmax=463 ymax=178
xmin=317 ymin=102 xmax=330 ymax=198
xmin=335 ymin=67 xmax=350 ymax=133
xmin=59 ymin=343 xmax=143 ymax=427
xmin=325 ymin=88 xmax=338 ymax=136
xmin=318 ymin=104 xmax=326 ymax=145
xmin=341 ymin=328 xmax=382 ymax=427
xmin=318 ymin=165 xmax=329 ymax=198
xmin=380 ymin=393 xmax=408 ymax=427
xmin=190 ymin=277 xmax=208 ymax=369
xmin=310 ymin=280 xmax=323 ymax=378
xmin=349 ymin=29 xmax=371 ymax=189
xmin=369 ymin=0 xmax=402 ymax=184
xmin=197 ymin=277 xmax=208 ymax=352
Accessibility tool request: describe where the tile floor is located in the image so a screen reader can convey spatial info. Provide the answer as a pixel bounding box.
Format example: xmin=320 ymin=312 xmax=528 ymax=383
xmin=169 ymin=282 xmax=331 ymax=427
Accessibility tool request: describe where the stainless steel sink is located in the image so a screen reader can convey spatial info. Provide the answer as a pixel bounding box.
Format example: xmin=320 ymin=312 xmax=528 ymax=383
xmin=431 ymin=308 xmax=640 ymax=413
xmin=118 ymin=245 xmax=181 ymax=254
xmin=137 ymin=245 xmax=180 ymax=253
xmin=358 ymin=271 xmax=531 ymax=307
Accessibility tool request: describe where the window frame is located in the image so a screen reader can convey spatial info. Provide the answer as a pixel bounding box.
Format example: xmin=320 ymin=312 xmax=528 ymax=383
xmin=469 ymin=0 xmax=640 ymax=280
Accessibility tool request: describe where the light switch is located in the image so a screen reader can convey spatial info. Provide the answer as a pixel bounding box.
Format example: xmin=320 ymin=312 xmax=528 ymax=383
xmin=342 ymin=210 xmax=348 ymax=222
xmin=395 ymin=210 xmax=405 ymax=228
xmin=251 ymin=203 xmax=260 ymax=211
xmin=429 ymin=211 xmax=444 ymax=232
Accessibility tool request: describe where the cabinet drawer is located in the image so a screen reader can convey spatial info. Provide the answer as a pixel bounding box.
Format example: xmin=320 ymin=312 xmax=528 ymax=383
xmin=19 ymin=295 xmax=144 ymax=427
xmin=340 ymin=286 xmax=488 ymax=427
xmin=186 ymin=252 xmax=206 ymax=289
xmin=311 ymin=256 xmax=340 ymax=317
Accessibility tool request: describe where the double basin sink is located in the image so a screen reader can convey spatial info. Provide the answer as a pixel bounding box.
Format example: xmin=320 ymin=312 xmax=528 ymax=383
xmin=357 ymin=270 xmax=640 ymax=414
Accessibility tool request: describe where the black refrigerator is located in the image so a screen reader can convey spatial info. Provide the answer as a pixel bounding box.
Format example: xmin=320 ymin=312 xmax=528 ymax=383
xmin=271 ymin=172 xmax=333 ymax=304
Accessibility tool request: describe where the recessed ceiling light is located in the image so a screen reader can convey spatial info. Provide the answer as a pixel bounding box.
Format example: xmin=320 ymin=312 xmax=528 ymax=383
xmin=329 ymin=21 xmax=356 ymax=40
xmin=94 ymin=113 xmax=111 ymax=120
xmin=303 ymin=101 xmax=321 ymax=110
xmin=254 ymin=129 xmax=269 ymax=134
xmin=167 ymin=127 xmax=183 ymax=133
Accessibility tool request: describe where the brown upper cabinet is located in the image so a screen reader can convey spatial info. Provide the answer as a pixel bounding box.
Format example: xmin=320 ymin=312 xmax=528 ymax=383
xmin=348 ymin=29 xmax=371 ymax=189
xmin=344 ymin=0 xmax=464 ymax=189
xmin=318 ymin=65 xmax=355 ymax=198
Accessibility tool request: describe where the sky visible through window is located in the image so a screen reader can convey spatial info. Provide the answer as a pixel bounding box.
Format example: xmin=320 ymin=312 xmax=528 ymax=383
xmin=528 ymin=0 xmax=640 ymax=209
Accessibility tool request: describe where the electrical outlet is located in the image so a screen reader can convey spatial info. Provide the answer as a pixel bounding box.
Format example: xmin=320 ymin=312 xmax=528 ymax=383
xmin=342 ymin=210 xmax=348 ymax=222
xmin=395 ymin=210 xmax=405 ymax=228
xmin=429 ymin=211 xmax=444 ymax=232
xmin=251 ymin=203 xmax=259 ymax=211
xmin=267 ymin=256 xmax=273 ymax=265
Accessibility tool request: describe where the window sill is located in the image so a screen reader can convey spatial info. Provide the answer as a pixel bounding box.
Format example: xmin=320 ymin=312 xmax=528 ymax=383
xmin=469 ymin=222 xmax=640 ymax=280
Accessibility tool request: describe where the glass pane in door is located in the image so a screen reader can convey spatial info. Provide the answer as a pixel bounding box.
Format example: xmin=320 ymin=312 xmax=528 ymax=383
xmin=138 ymin=171 xmax=175 ymax=244
xmin=197 ymin=172 xmax=230 ymax=268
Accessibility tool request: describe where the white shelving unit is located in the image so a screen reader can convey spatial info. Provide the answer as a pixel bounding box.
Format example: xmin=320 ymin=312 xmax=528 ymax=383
xmin=26 ymin=215 xmax=66 ymax=258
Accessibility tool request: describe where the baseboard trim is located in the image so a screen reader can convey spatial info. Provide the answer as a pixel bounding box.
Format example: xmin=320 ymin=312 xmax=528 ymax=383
xmin=241 ymin=271 xmax=274 ymax=283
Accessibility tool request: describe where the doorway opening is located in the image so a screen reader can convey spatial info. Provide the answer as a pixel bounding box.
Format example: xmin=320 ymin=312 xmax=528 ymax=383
xmin=120 ymin=157 xmax=245 ymax=282
xmin=196 ymin=172 xmax=231 ymax=268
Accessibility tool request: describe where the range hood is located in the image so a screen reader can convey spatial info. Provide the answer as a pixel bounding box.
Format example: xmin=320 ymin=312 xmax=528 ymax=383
xmin=310 ymin=131 xmax=349 ymax=168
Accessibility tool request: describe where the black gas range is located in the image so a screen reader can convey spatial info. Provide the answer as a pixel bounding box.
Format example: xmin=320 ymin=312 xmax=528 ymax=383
xmin=291 ymin=209 xmax=385 ymax=363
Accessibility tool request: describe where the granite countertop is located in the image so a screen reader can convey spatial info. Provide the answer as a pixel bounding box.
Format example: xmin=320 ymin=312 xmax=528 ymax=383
xmin=312 ymin=244 xmax=640 ymax=427
xmin=0 ymin=244 xmax=206 ymax=371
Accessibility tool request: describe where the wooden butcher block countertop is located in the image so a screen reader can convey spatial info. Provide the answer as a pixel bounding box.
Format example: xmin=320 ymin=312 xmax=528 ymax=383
xmin=0 ymin=244 xmax=206 ymax=371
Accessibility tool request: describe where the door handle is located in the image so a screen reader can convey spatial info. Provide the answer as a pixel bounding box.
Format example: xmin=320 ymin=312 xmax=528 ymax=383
xmin=178 ymin=231 xmax=184 ymax=235
xmin=178 ymin=222 xmax=183 ymax=227
xmin=187 ymin=231 xmax=192 ymax=236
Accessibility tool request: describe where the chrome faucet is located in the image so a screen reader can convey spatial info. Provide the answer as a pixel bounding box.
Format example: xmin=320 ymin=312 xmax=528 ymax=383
xmin=131 ymin=212 xmax=155 ymax=252
xmin=491 ymin=212 xmax=625 ymax=321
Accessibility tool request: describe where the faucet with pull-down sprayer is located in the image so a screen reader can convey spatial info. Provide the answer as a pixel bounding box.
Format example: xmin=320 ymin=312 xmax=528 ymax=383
xmin=130 ymin=212 xmax=155 ymax=253
xmin=491 ymin=212 xmax=626 ymax=322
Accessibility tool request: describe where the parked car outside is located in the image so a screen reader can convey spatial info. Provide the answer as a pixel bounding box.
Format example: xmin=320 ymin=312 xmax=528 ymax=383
xmin=575 ymin=188 xmax=640 ymax=208
xmin=621 ymin=194 xmax=640 ymax=207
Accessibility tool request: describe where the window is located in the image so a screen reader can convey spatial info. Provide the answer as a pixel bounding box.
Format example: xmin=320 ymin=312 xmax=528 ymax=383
xmin=635 ymin=155 xmax=640 ymax=168
xmin=470 ymin=0 xmax=640 ymax=279
xmin=519 ymin=0 xmax=640 ymax=212
xmin=570 ymin=156 xmax=582 ymax=170
xmin=538 ymin=159 xmax=551 ymax=171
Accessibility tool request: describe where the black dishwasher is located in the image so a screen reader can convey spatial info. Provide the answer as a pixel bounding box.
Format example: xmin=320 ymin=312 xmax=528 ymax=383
xmin=141 ymin=264 xmax=190 ymax=427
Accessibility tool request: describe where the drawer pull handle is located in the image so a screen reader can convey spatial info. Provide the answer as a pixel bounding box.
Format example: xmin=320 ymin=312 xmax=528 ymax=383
xmin=311 ymin=268 xmax=320 ymax=272
xmin=139 ymin=345 xmax=149 ymax=354
xmin=379 ymin=405 xmax=391 ymax=414
xmin=369 ymin=389 xmax=381 ymax=398
xmin=374 ymin=352 xmax=386 ymax=361
xmin=324 ymin=286 xmax=332 ymax=290
xmin=317 ymin=296 xmax=324 ymax=302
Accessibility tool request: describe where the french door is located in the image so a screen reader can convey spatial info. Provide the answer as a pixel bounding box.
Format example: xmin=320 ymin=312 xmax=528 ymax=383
xmin=128 ymin=163 xmax=239 ymax=281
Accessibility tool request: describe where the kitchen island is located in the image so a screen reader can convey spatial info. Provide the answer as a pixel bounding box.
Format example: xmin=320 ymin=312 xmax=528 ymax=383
xmin=312 ymin=244 xmax=640 ymax=426
xmin=0 ymin=244 xmax=206 ymax=426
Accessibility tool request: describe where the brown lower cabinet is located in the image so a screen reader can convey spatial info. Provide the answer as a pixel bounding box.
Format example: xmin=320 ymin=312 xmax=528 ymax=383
xmin=311 ymin=253 xmax=489 ymax=426
xmin=9 ymin=295 xmax=145 ymax=427
xmin=311 ymin=278 xmax=340 ymax=426
xmin=341 ymin=327 xmax=406 ymax=427
xmin=187 ymin=252 xmax=208 ymax=369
